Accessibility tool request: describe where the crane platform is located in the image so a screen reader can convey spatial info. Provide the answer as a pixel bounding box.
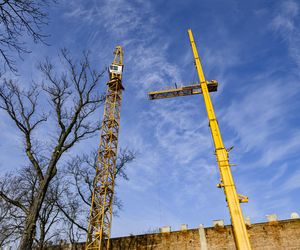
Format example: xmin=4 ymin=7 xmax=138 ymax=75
xmin=148 ymin=80 xmax=218 ymax=100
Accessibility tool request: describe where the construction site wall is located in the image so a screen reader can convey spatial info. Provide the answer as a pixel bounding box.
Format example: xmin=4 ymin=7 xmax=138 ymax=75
xmin=47 ymin=219 xmax=300 ymax=250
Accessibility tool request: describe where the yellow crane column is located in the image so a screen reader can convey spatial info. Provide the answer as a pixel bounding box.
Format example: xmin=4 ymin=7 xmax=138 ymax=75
xmin=148 ymin=30 xmax=251 ymax=249
xmin=188 ymin=29 xmax=251 ymax=249
xmin=86 ymin=46 xmax=124 ymax=250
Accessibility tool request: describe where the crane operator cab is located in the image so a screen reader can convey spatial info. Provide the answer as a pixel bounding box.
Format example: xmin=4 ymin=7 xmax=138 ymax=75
xmin=109 ymin=64 xmax=123 ymax=80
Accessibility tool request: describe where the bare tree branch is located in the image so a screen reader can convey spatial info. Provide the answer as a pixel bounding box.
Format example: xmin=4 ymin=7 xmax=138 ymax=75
xmin=57 ymin=148 xmax=136 ymax=241
xmin=0 ymin=0 xmax=56 ymax=73
xmin=55 ymin=202 xmax=87 ymax=233
xmin=0 ymin=80 xmax=46 ymax=180
xmin=0 ymin=191 xmax=28 ymax=213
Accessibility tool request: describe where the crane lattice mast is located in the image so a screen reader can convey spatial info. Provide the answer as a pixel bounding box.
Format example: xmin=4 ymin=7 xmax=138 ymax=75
xmin=86 ymin=46 xmax=124 ymax=250
xmin=148 ymin=30 xmax=252 ymax=250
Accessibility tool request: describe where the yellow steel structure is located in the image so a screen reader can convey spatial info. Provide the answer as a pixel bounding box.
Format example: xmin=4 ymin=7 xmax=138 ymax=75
xmin=148 ymin=29 xmax=252 ymax=250
xmin=86 ymin=46 xmax=124 ymax=250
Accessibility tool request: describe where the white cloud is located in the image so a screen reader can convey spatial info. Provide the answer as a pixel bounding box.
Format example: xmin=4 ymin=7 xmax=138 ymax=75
xmin=145 ymin=100 xmax=213 ymax=165
xmin=271 ymin=0 xmax=298 ymax=32
xmin=126 ymin=42 xmax=182 ymax=97
xmin=256 ymin=131 xmax=300 ymax=166
xmin=270 ymin=0 xmax=300 ymax=69
xmin=282 ymin=169 xmax=300 ymax=191
xmin=222 ymin=82 xmax=288 ymax=152
xmin=64 ymin=0 xmax=156 ymax=37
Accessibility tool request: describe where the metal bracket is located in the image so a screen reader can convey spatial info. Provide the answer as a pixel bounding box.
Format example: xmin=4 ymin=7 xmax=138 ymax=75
xmin=238 ymin=194 xmax=249 ymax=203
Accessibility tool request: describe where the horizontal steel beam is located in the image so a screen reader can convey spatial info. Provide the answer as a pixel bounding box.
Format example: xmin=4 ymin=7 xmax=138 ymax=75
xmin=148 ymin=81 xmax=218 ymax=100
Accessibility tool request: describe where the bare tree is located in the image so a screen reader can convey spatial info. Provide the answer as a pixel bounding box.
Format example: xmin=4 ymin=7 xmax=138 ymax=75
xmin=0 ymin=0 xmax=55 ymax=73
xmin=0 ymin=49 xmax=105 ymax=250
xmin=0 ymin=166 xmax=64 ymax=249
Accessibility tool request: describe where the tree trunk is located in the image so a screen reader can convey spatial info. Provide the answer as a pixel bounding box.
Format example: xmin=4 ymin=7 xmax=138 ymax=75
xmin=18 ymin=166 xmax=56 ymax=250
xmin=18 ymin=194 xmax=43 ymax=249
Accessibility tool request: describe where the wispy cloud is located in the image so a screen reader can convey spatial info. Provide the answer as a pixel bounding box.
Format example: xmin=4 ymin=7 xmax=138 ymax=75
xmin=256 ymin=131 xmax=300 ymax=167
xmin=221 ymin=78 xmax=299 ymax=160
xmin=271 ymin=1 xmax=298 ymax=32
xmin=282 ymin=169 xmax=300 ymax=191
xmin=270 ymin=0 xmax=300 ymax=69
xmin=144 ymin=100 xmax=212 ymax=164
xmin=65 ymin=0 xmax=156 ymax=37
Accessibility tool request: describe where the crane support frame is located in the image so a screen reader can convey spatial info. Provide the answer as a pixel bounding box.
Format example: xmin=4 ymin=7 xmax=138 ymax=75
xmin=86 ymin=46 xmax=124 ymax=250
xmin=148 ymin=30 xmax=252 ymax=250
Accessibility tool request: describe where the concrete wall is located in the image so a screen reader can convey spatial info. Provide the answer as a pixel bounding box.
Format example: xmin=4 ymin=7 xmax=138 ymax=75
xmin=48 ymin=219 xmax=300 ymax=250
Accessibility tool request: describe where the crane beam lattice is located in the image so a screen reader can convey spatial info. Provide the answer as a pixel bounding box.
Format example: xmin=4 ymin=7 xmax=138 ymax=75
xmin=86 ymin=46 xmax=124 ymax=250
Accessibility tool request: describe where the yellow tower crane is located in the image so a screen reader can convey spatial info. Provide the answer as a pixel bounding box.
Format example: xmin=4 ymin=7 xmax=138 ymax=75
xmin=86 ymin=46 xmax=124 ymax=250
xmin=148 ymin=29 xmax=252 ymax=250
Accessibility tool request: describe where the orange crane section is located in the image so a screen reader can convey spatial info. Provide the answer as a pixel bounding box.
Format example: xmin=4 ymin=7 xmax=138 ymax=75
xmin=148 ymin=29 xmax=252 ymax=250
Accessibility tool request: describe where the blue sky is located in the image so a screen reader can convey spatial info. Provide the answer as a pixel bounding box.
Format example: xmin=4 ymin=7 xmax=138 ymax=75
xmin=1 ymin=0 xmax=300 ymax=238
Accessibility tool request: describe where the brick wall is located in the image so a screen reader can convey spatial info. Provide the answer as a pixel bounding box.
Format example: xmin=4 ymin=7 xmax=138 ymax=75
xmin=48 ymin=219 xmax=300 ymax=250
